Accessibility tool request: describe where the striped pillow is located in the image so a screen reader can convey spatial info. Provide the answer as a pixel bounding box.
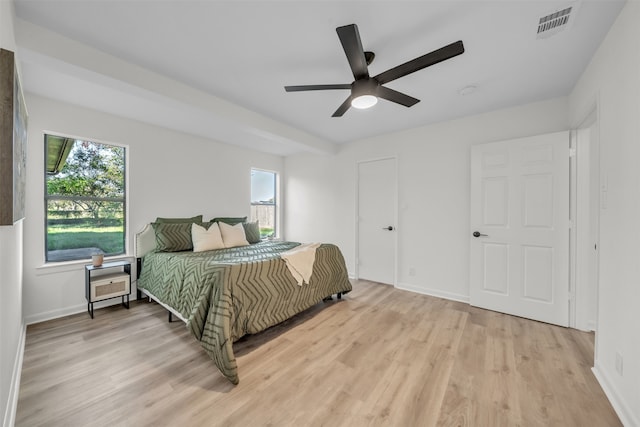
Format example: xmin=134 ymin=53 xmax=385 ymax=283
xmin=211 ymin=216 xmax=247 ymax=225
xmin=155 ymin=215 xmax=203 ymax=223
xmin=152 ymin=222 xmax=194 ymax=252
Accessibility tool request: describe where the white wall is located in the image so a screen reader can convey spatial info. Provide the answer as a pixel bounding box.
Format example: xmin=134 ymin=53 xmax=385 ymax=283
xmin=0 ymin=1 xmax=24 ymax=426
xmin=286 ymin=97 xmax=568 ymax=302
xmin=569 ymin=2 xmax=640 ymax=425
xmin=283 ymin=153 xmax=340 ymax=245
xmin=22 ymin=94 xmax=284 ymax=323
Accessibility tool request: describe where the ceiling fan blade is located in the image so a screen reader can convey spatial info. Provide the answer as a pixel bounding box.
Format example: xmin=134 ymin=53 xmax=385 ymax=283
xmin=376 ymin=86 xmax=420 ymax=107
xmin=336 ymin=24 xmax=369 ymax=80
xmin=332 ymin=96 xmax=353 ymax=117
xmin=285 ymin=84 xmax=351 ymax=92
xmin=374 ymin=40 xmax=465 ymax=85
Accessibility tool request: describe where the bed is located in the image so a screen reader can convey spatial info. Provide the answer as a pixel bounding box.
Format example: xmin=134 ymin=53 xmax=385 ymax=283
xmin=135 ymin=223 xmax=352 ymax=384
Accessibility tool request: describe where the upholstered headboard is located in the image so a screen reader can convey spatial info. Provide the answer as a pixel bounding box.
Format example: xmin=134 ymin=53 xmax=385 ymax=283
xmin=135 ymin=224 xmax=157 ymax=258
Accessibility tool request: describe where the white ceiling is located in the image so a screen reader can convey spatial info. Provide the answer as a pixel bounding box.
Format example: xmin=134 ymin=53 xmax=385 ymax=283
xmin=13 ymin=0 xmax=625 ymax=155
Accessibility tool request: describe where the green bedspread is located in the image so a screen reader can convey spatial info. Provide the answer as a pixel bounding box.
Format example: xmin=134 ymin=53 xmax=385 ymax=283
xmin=137 ymin=241 xmax=352 ymax=384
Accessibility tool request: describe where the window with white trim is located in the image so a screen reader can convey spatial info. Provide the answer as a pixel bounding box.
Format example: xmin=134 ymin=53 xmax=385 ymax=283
xmin=250 ymin=169 xmax=277 ymax=239
xmin=45 ymin=134 xmax=127 ymax=262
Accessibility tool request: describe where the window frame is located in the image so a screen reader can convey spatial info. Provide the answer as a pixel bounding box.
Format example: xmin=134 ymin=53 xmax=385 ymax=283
xmin=43 ymin=132 xmax=129 ymax=263
xmin=250 ymin=168 xmax=279 ymax=239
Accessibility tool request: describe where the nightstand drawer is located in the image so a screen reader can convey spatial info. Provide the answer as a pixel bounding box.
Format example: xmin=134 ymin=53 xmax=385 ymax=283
xmin=90 ymin=273 xmax=130 ymax=302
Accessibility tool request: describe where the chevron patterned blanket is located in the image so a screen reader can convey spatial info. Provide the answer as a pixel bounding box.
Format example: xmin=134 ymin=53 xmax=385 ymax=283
xmin=137 ymin=240 xmax=352 ymax=384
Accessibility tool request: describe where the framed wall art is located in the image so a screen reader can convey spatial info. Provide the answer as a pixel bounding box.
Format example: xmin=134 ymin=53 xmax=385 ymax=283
xmin=0 ymin=48 xmax=28 ymax=225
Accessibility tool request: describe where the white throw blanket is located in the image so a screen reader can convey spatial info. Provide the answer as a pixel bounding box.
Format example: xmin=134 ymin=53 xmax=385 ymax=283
xmin=281 ymin=243 xmax=321 ymax=286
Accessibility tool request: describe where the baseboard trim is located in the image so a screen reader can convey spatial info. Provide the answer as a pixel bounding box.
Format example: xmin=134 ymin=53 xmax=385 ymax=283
xmin=25 ymin=298 xmax=125 ymax=325
xmin=395 ymin=282 xmax=470 ymax=304
xmin=3 ymin=321 xmax=26 ymax=427
xmin=592 ymin=363 xmax=638 ymax=427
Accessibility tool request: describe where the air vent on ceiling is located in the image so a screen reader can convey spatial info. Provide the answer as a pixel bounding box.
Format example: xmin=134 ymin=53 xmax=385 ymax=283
xmin=537 ymin=6 xmax=574 ymax=39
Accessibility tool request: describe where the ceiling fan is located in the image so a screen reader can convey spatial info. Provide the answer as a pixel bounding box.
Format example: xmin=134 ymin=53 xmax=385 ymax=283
xmin=284 ymin=24 xmax=465 ymax=117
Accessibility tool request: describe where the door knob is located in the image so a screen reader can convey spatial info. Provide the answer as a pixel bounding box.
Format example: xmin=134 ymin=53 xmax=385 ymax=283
xmin=473 ymin=231 xmax=488 ymax=238
xmin=382 ymin=226 xmax=394 ymax=231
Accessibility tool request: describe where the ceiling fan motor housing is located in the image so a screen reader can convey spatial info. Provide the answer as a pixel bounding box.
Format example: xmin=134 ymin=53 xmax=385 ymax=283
xmin=352 ymin=78 xmax=379 ymax=97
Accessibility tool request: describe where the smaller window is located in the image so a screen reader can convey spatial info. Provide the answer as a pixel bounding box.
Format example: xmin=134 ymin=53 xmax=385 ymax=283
xmin=250 ymin=169 xmax=277 ymax=239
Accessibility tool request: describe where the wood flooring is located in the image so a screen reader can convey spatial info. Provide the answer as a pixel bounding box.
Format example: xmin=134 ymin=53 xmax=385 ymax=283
xmin=15 ymin=280 xmax=621 ymax=426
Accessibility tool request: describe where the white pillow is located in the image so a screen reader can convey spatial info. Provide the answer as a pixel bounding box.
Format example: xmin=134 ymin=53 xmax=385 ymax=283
xmin=219 ymin=221 xmax=249 ymax=248
xmin=191 ymin=223 xmax=225 ymax=252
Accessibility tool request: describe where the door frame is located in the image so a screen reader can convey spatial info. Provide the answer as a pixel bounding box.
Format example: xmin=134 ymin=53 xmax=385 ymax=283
xmin=571 ymin=104 xmax=600 ymax=331
xmin=355 ymin=156 xmax=398 ymax=285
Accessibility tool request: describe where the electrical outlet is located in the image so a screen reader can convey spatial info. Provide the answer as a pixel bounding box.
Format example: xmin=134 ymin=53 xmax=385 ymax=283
xmin=615 ymin=352 xmax=623 ymax=376
xmin=408 ymin=267 xmax=415 ymax=277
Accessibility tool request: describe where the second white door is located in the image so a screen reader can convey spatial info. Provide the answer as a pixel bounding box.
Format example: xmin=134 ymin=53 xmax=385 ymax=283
xmin=358 ymin=158 xmax=396 ymax=285
xmin=470 ymin=132 xmax=570 ymax=327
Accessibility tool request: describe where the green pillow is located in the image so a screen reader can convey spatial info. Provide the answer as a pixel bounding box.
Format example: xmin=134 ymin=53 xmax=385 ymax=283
xmin=211 ymin=216 xmax=247 ymax=225
xmin=155 ymin=215 xmax=203 ymax=224
xmin=243 ymin=221 xmax=261 ymax=244
xmin=152 ymin=222 xmax=194 ymax=252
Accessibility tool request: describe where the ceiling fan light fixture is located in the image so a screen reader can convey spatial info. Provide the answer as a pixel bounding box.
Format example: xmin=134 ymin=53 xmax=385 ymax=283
xmin=284 ymin=24 xmax=465 ymax=117
xmin=351 ymin=94 xmax=378 ymax=109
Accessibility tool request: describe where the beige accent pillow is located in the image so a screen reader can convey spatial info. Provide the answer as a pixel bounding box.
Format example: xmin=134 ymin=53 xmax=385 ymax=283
xmin=191 ymin=223 xmax=225 ymax=252
xmin=219 ymin=221 xmax=249 ymax=248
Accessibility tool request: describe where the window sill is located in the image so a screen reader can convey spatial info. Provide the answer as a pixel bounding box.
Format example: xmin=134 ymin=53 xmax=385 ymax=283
xmin=36 ymin=255 xmax=134 ymax=276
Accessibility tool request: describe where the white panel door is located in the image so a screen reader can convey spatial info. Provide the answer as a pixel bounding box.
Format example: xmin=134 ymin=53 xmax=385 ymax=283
xmin=358 ymin=158 xmax=396 ymax=285
xmin=470 ymin=132 xmax=570 ymax=326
